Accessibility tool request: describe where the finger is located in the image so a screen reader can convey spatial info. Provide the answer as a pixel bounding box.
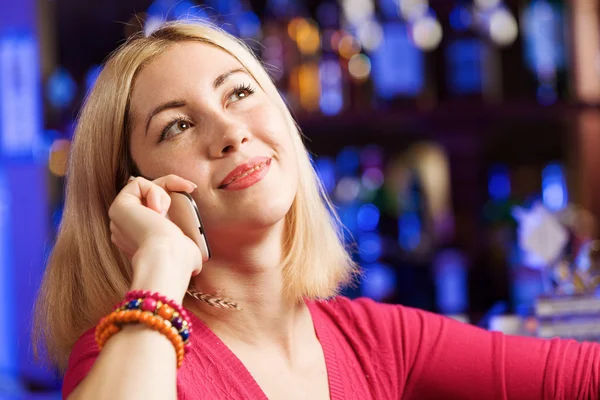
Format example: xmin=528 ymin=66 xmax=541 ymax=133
xmin=146 ymin=184 xmax=165 ymax=214
xmin=152 ymin=174 xmax=197 ymax=194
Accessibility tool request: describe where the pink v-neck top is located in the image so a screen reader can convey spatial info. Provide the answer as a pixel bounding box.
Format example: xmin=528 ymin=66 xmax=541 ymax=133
xmin=63 ymin=296 xmax=600 ymax=399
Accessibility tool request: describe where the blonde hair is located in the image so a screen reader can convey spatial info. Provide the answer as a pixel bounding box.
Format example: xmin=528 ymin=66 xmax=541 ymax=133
xmin=34 ymin=20 xmax=357 ymax=371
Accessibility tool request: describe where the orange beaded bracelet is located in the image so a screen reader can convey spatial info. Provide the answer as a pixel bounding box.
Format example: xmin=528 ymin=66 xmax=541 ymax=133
xmin=95 ymin=310 xmax=186 ymax=368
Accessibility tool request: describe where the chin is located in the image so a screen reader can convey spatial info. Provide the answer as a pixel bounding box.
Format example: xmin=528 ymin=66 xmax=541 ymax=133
xmin=206 ymin=189 xmax=295 ymax=237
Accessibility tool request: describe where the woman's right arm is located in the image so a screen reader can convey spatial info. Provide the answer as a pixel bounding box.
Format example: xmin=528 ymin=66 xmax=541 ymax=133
xmin=66 ymin=176 xmax=203 ymax=400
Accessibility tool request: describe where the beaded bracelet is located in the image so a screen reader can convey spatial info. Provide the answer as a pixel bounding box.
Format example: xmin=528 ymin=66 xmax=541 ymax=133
xmin=116 ymin=298 xmax=192 ymax=345
xmin=125 ymin=290 xmax=190 ymax=321
xmin=95 ymin=310 xmax=186 ymax=368
xmin=119 ymin=291 xmax=192 ymax=345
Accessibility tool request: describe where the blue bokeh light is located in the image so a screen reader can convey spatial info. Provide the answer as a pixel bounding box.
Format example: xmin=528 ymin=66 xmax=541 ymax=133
xmin=446 ymin=39 xmax=482 ymax=95
xmin=488 ymin=164 xmax=511 ymax=200
xmin=371 ymin=23 xmax=424 ymax=98
xmin=434 ymin=249 xmax=468 ymax=314
xmin=336 ymin=147 xmax=361 ymax=176
xmin=47 ymin=67 xmax=76 ymax=109
xmin=450 ymin=5 xmax=472 ymax=32
xmin=542 ymin=162 xmax=567 ymax=211
xmin=358 ymin=232 xmax=382 ymax=262
xmin=320 ymin=90 xmax=343 ymax=116
xmin=357 ymin=203 xmax=380 ymax=232
xmin=314 ymin=156 xmax=336 ymax=194
xmin=237 ymin=11 xmax=261 ymax=38
xmin=398 ymin=211 xmax=421 ymax=251
xmin=361 ymin=262 xmax=397 ymax=301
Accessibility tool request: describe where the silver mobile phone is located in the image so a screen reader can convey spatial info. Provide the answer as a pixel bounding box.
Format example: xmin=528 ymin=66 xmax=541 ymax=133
xmin=167 ymin=191 xmax=211 ymax=262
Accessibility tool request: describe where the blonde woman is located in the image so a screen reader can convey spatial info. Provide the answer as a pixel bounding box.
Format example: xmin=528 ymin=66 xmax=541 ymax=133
xmin=36 ymin=21 xmax=600 ymax=400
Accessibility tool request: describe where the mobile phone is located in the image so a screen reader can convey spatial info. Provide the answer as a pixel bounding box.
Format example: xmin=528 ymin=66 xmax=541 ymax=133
xmin=167 ymin=191 xmax=211 ymax=262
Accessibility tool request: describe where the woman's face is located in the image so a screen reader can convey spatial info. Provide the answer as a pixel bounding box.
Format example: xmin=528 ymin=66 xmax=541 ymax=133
xmin=128 ymin=42 xmax=298 ymax=238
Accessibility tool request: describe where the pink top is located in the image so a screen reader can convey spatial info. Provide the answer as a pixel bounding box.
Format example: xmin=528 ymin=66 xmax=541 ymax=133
xmin=63 ymin=296 xmax=600 ymax=399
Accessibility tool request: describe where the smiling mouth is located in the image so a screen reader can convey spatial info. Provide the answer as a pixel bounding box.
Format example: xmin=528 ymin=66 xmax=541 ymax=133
xmin=219 ymin=158 xmax=272 ymax=189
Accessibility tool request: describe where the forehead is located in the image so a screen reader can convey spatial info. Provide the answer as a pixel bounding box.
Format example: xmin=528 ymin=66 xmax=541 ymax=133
xmin=130 ymin=42 xmax=243 ymax=112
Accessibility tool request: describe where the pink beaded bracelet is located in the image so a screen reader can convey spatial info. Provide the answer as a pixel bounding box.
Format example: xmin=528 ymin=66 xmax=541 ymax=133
xmin=125 ymin=290 xmax=190 ymax=321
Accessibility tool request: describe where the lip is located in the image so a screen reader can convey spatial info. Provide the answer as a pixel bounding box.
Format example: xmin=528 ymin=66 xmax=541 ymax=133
xmin=219 ymin=156 xmax=272 ymax=190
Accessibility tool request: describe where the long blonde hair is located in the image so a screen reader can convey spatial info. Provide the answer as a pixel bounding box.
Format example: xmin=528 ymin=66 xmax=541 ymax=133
xmin=34 ymin=20 xmax=357 ymax=371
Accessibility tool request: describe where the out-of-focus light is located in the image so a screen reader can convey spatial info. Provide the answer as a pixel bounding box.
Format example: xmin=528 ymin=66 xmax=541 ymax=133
xmin=336 ymin=177 xmax=361 ymax=203
xmin=315 ymin=157 xmax=336 ymax=193
xmin=475 ymin=0 xmax=501 ymax=10
xmin=287 ymin=17 xmax=306 ymax=40
xmin=336 ymin=147 xmax=361 ymax=176
xmin=237 ymin=11 xmax=261 ymax=38
xmin=537 ymin=83 xmax=557 ymax=105
xmin=338 ymin=35 xmax=361 ymax=59
xmin=48 ymin=139 xmax=70 ymax=177
xmin=330 ymin=30 xmax=344 ymax=51
xmin=357 ymin=203 xmax=380 ymax=231
xmin=320 ymin=58 xmax=342 ymax=85
xmin=411 ymin=15 xmax=443 ymax=51
xmin=348 ymin=54 xmax=371 ymax=81
xmin=398 ymin=211 xmax=421 ymax=250
xmin=361 ymin=262 xmax=397 ymax=301
xmin=488 ymin=164 xmax=510 ymax=200
xmin=542 ymin=163 xmax=568 ymax=211
xmin=446 ymin=39 xmax=483 ymax=94
xmin=339 ymin=203 xmax=360 ymax=233
xmin=522 ymin=1 xmax=564 ymax=77
xmin=434 ymin=249 xmax=468 ymax=314
xmin=1 ymin=35 xmax=41 ymax=157
xmin=47 ymin=67 xmax=76 ymax=109
xmin=296 ymin=63 xmax=320 ymax=110
xmin=295 ymin=20 xmax=321 ymax=55
xmin=362 ymin=168 xmax=384 ymax=190
xmin=489 ymin=8 xmax=518 ymax=46
xmin=146 ymin=0 xmax=168 ymax=18
xmin=371 ymin=23 xmax=424 ymax=98
xmin=172 ymin=0 xmax=198 ymax=19
xmin=380 ymin=0 xmax=399 ymax=19
xmin=358 ymin=232 xmax=382 ymax=262
xmin=85 ymin=65 xmax=102 ymax=92
xmin=399 ymin=0 xmax=429 ymax=21
xmin=343 ymin=0 xmax=375 ymax=26
xmin=267 ymin=0 xmax=301 ymax=17
xmin=357 ymin=20 xmax=383 ymax=51
xmin=317 ymin=2 xmax=339 ymax=27
xmin=320 ymin=90 xmax=343 ymax=115
xmin=449 ymin=5 xmax=472 ymax=32
xmin=319 ymin=59 xmax=343 ymax=116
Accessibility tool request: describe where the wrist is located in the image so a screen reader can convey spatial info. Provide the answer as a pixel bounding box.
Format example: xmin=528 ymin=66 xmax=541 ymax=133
xmin=130 ymin=247 xmax=189 ymax=303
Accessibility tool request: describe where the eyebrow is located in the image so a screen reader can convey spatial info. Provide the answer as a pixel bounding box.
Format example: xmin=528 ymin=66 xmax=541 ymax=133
xmin=144 ymin=68 xmax=249 ymax=136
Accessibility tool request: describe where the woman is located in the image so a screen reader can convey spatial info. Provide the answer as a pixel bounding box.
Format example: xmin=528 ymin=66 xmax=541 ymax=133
xmin=35 ymin=21 xmax=599 ymax=400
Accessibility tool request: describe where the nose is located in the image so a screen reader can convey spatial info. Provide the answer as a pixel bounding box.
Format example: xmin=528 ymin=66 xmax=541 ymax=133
xmin=207 ymin=117 xmax=251 ymax=158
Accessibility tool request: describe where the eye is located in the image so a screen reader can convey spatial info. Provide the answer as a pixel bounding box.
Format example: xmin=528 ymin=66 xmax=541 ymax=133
xmin=228 ymin=83 xmax=255 ymax=103
xmin=159 ymin=118 xmax=192 ymax=142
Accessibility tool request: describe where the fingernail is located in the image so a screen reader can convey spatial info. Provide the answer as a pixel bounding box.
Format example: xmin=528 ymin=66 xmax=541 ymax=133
xmin=189 ymin=182 xmax=198 ymax=189
xmin=128 ymin=176 xmax=135 ymax=182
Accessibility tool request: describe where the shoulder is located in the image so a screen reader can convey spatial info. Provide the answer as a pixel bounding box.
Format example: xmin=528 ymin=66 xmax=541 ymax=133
xmin=309 ymin=296 xmax=415 ymax=325
xmin=308 ymin=296 xmax=456 ymax=343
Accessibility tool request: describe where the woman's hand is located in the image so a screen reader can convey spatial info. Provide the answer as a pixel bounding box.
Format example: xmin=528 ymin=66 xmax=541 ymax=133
xmin=108 ymin=175 xmax=202 ymax=302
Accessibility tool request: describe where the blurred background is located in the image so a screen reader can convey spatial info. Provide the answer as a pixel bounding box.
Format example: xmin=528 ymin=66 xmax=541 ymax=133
xmin=3 ymin=0 xmax=600 ymax=397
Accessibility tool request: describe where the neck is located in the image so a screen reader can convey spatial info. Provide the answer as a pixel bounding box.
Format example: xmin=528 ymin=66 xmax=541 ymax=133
xmin=183 ymin=220 xmax=312 ymax=353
